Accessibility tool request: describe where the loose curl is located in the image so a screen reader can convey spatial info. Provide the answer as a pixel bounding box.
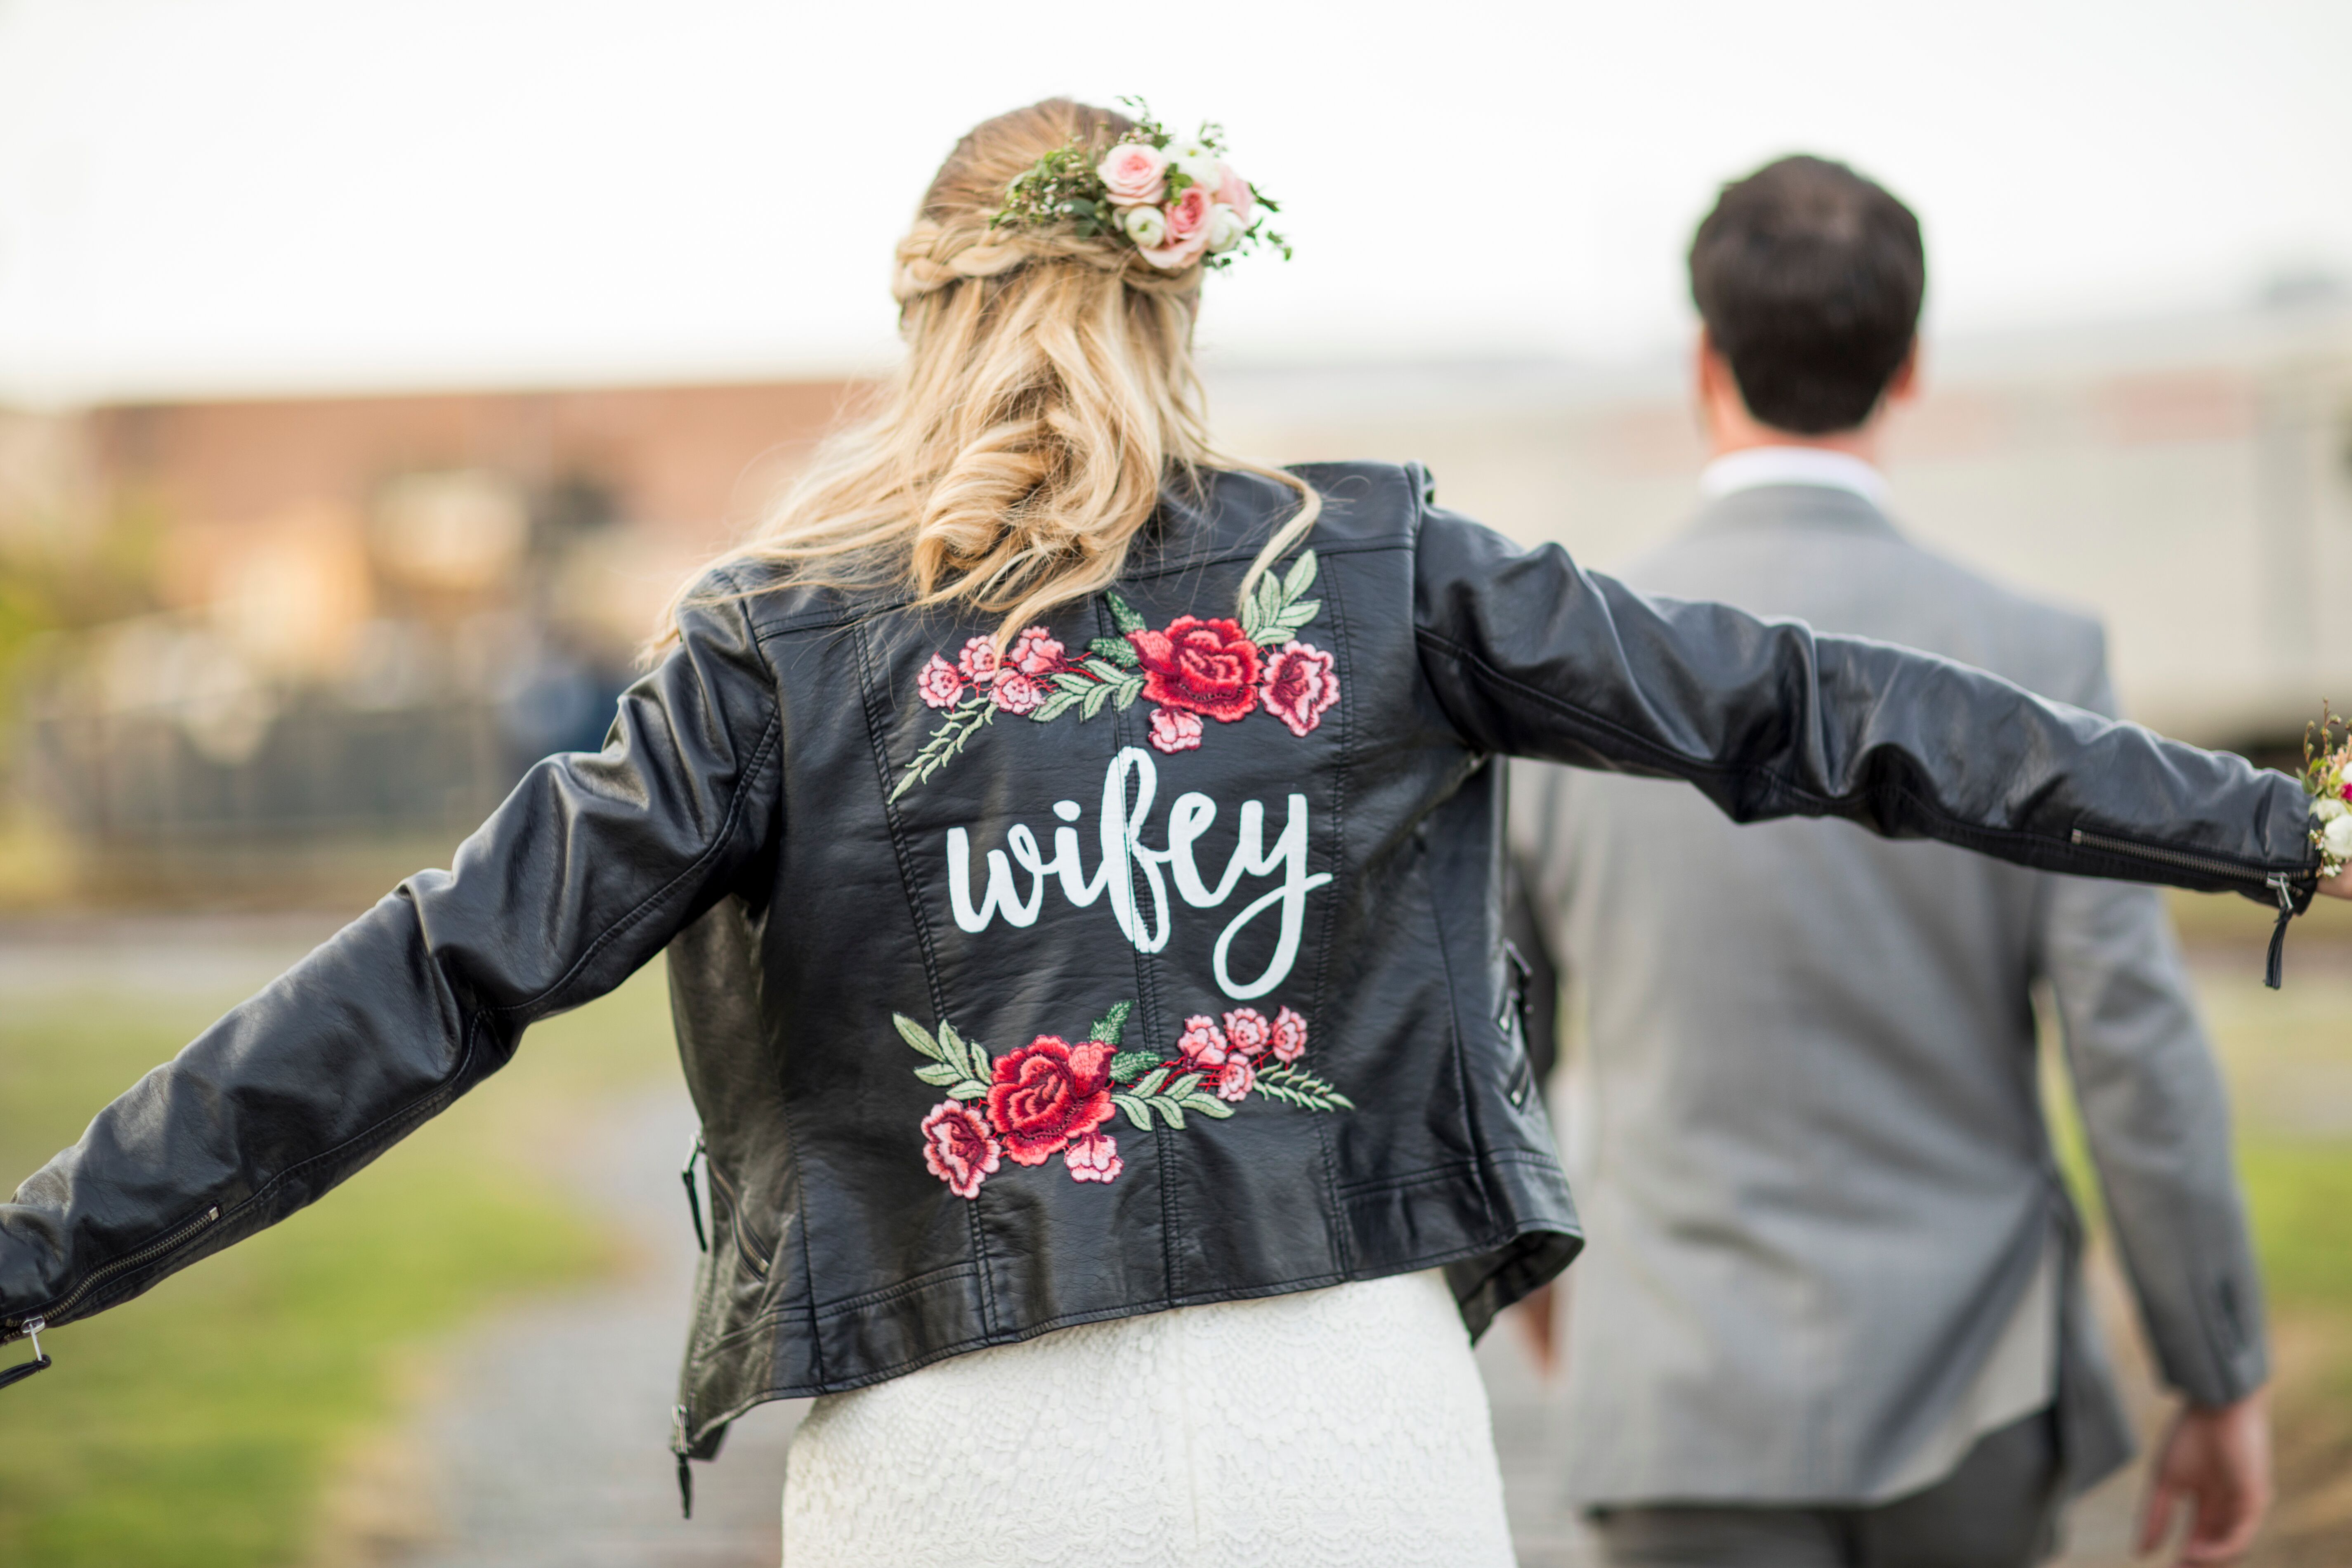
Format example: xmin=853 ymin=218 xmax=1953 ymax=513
xmin=667 ymin=98 xmax=1317 ymax=649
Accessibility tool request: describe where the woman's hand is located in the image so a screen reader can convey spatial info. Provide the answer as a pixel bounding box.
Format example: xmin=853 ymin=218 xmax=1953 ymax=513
xmin=2322 ymin=865 xmax=2352 ymax=900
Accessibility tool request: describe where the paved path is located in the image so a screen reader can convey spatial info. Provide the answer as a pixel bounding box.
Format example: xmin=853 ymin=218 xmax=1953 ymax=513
xmin=400 ymin=1089 xmax=803 ymax=1568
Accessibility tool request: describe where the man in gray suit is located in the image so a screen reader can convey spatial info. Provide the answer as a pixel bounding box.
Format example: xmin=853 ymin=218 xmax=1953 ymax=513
xmin=1512 ymin=156 xmax=2273 ymax=1566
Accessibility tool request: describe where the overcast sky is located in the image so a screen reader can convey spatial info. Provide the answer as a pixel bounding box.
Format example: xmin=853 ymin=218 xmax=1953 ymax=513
xmin=0 ymin=0 xmax=2345 ymax=403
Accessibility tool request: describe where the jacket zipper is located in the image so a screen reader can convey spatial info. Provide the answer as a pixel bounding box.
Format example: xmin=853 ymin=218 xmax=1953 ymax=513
xmin=5 ymin=1204 xmax=222 ymax=1342
xmin=2069 ymin=829 xmax=2301 ymax=989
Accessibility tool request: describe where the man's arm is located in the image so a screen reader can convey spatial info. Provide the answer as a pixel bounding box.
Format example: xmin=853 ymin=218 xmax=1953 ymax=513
xmin=2038 ymin=627 xmax=2269 ymax=1563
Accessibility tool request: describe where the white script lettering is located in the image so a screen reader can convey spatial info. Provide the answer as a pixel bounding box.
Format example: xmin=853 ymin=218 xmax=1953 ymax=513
xmin=943 ymin=746 xmax=1331 ymax=1000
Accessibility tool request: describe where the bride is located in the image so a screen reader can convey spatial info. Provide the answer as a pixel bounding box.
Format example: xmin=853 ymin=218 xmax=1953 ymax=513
xmin=0 ymin=99 xmax=2338 ymax=1567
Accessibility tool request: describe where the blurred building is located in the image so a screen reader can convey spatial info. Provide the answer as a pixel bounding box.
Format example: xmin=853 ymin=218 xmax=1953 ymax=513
xmin=0 ymin=383 xmax=850 ymax=886
xmin=0 ymin=296 xmax=2346 ymax=897
xmin=1210 ymin=292 xmax=2352 ymax=748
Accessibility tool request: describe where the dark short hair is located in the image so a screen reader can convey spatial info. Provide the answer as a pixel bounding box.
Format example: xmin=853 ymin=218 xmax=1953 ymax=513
xmin=1689 ymin=156 xmax=1925 ymax=435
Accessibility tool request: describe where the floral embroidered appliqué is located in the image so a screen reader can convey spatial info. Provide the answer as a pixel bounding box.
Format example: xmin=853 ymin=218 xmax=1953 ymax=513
xmin=890 ymin=550 xmax=1334 ymax=799
xmin=896 ymin=999 xmax=1352 ymax=1198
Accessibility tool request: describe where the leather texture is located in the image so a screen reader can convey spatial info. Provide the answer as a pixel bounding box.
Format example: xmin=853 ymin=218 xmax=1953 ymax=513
xmin=0 ymin=462 xmax=2318 ymax=1472
xmin=1514 ymin=483 xmax=2270 ymax=1509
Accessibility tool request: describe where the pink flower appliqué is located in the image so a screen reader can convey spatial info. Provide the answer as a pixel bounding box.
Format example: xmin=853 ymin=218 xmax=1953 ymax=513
xmin=917 ymin=653 xmax=966 ymax=710
xmin=1259 ymin=641 xmax=1340 ymax=738
xmin=1148 ymin=706 xmax=1204 ymax=754
xmin=921 ymin=1101 xmax=1001 ymax=1200
xmin=1009 ymin=626 xmax=1065 ymax=676
xmin=1221 ymin=1008 xmax=1272 ymax=1060
xmin=1064 ymin=1131 xmax=1123 ymax=1184
xmin=958 ymin=636 xmax=1002 ymax=685
xmin=1212 ymin=1058 xmax=1255 ymax=1103
xmin=991 ymin=671 xmax=1047 ymax=715
xmin=1271 ymin=1006 xmax=1308 ymax=1064
xmin=1177 ymin=1014 xmax=1230 ymax=1066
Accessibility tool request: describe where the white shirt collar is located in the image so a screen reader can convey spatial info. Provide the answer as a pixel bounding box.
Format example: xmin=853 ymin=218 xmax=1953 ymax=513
xmin=1698 ymin=446 xmax=1889 ymax=508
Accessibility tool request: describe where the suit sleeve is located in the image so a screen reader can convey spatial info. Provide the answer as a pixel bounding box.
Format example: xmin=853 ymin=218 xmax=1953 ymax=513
xmin=1410 ymin=492 xmax=2316 ymax=902
xmin=2038 ymin=635 xmax=2269 ymax=1406
xmin=0 ymin=583 xmax=783 ymax=1340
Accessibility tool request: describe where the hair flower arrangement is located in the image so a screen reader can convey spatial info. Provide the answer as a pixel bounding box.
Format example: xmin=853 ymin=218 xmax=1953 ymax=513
xmin=2303 ymin=701 xmax=2352 ymax=876
xmin=991 ymin=97 xmax=1289 ymax=271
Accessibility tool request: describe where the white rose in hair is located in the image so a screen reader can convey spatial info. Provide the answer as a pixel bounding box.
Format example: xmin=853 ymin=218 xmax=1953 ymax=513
xmin=1172 ymin=144 xmax=1224 ymax=192
xmin=1205 ymin=202 xmax=1249 ymax=253
xmin=1098 ymin=143 xmax=1169 ymax=206
xmin=1121 ymin=203 xmax=1170 ymax=248
xmin=2325 ymin=812 xmax=2352 ymax=860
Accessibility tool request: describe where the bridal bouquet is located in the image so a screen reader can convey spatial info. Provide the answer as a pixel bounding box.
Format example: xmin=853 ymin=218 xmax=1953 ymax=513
xmin=2302 ymin=703 xmax=2352 ymax=876
xmin=991 ymin=98 xmax=1289 ymax=271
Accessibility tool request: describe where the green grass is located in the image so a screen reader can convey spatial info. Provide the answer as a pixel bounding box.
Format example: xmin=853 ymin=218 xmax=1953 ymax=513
xmin=0 ymin=956 xmax=678 ymax=1568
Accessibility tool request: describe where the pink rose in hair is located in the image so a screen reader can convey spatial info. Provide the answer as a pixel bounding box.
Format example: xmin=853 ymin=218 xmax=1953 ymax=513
xmin=1164 ymin=185 xmax=1213 ymax=244
xmin=991 ymin=670 xmax=1046 ymax=715
xmin=1098 ymin=142 xmax=1169 ymax=206
xmin=1064 ymin=1131 xmax=1123 ymax=1184
xmin=1211 ymin=1057 xmax=1255 ymax=1103
xmin=958 ymin=636 xmax=1002 ymax=685
xmin=1259 ymin=641 xmax=1339 ymax=737
xmin=1214 ymin=164 xmax=1254 ymax=221
xmin=1177 ymin=1014 xmax=1230 ymax=1066
xmin=1148 ymin=706 xmax=1203 ymax=754
xmin=1271 ymin=1006 xmax=1308 ymax=1064
xmin=1221 ymin=1008 xmax=1272 ymax=1060
xmin=916 ymin=653 xmax=966 ymax=710
xmin=1136 ymin=187 xmax=1214 ymax=271
xmin=1010 ymin=626 xmax=1065 ymax=676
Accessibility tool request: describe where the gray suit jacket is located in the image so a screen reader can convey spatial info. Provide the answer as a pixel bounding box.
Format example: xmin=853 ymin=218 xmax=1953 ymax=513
xmin=1512 ymin=483 xmax=2267 ymax=1507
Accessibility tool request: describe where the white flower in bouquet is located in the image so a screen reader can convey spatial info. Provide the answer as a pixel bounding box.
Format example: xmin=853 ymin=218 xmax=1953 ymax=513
xmin=2323 ymin=813 xmax=2352 ymax=862
xmin=2317 ymin=796 xmax=2348 ymax=822
xmin=1171 ymin=141 xmax=1224 ymax=190
xmin=1121 ymin=204 xmax=1169 ymax=248
xmin=1205 ymin=202 xmax=1250 ymax=253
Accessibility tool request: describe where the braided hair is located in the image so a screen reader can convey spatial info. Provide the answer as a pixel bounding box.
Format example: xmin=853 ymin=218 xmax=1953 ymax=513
xmin=667 ymin=99 xmax=1315 ymax=650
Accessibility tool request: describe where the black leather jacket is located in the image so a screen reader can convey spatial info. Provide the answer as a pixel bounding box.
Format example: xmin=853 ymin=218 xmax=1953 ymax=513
xmin=0 ymin=462 xmax=2318 ymax=1479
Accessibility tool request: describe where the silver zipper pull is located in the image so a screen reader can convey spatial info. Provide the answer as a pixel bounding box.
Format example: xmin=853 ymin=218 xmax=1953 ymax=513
xmin=2265 ymin=873 xmax=2295 ymax=991
xmin=1 ymin=1315 xmax=52 ymax=1392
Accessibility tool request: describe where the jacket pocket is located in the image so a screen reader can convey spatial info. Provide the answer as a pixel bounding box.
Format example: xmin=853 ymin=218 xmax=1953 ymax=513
xmin=702 ymin=1157 xmax=775 ymax=1280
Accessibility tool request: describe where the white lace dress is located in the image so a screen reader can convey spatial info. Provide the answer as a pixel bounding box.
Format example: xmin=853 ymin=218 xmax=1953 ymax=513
xmin=779 ymin=1268 xmax=1515 ymax=1567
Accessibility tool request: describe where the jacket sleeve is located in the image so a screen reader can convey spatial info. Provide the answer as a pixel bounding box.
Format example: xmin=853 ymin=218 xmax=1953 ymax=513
xmin=1410 ymin=493 xmax=2318 ymax=905
xmin=0 ymin=583 xmax=783 ymax=1343
xmin=2034 ymin=645 xmax=2269 ymax=1407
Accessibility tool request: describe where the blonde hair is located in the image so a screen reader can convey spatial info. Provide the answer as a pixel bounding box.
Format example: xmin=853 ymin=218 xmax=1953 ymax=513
xmin=670 ymin=98 xmax=1316 ymax=647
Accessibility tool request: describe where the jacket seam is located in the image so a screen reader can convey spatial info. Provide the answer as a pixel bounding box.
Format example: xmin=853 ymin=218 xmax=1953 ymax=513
xmin=1308 ymin=555 xmax=1355 ymax=1274
xmin=850 ymin=615 xmax=995 ymax=1343
xmin=814 ymin=1262 xmax=983 ymax=1319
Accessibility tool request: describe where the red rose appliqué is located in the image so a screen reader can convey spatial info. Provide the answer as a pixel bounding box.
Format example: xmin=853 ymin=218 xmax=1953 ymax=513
xmin=985 ymin=1035 xmax=1117 ymax=1166
xmin=921 ymin=1100 xmax=1001 ymax=1199
xmin=1127 ymin=616 xmax=1263 ymax=723
xmin=1259 ymin=640 xmax=1340 ymax=737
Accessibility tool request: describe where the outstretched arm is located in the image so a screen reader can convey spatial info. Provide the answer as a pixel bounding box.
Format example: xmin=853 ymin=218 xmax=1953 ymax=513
xmin=0 ymin=583 xmax=782 ymax=1352
xmin=1411 ymin=497 xmax=2321 ymax=919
